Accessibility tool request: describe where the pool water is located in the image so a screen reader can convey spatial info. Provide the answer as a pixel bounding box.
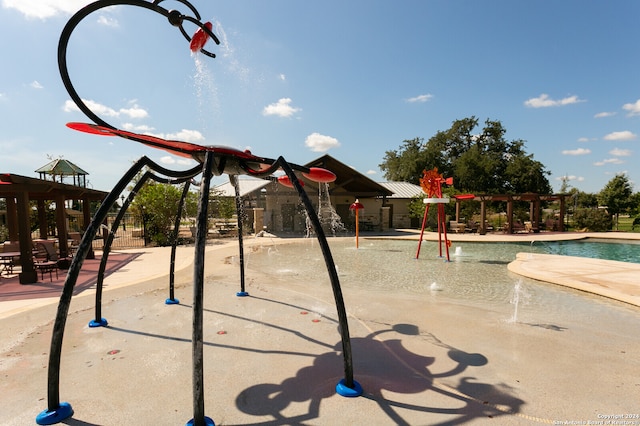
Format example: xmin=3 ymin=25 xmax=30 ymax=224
xmin=537 ymin=238 xmax=640 ymax=264
xmin=243 ymin=238 xmax=638 ymax=321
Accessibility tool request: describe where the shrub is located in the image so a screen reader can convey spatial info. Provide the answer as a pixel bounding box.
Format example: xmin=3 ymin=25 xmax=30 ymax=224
xmin=573 ymin=208 xmax=613 ymax=232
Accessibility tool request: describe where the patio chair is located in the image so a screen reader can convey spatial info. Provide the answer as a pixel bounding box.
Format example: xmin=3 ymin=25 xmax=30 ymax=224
xmin=34 ymin=259 xmax=59 ymax=281
xmin=34 ymin=243 xmax=52 ymax=261
xmin=33 ymin=242 xmax=59 ymax=281
xmin=38 ymin=242 xmax=60 ymax=262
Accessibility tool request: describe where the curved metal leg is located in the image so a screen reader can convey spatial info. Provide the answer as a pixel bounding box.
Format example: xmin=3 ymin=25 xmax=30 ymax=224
xmin=168 ymin=180 xmax=192 ymax=304
xmin=278 ymin=157 xmax=362 ymax=397
xmin=188 ymin=151 xmax=215 ymax=426
xmin=37 ymin=157 xmax=154 ymax=425
xmin=89 ymin=174 xmax=149 ymax=327
xmin=229 ymin=175 xmax=248 ymax=297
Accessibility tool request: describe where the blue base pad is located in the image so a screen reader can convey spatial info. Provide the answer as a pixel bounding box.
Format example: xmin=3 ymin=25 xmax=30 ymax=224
xmin=36 ymin=402 xmax=74 ymax=425
xmin=236 ymin=291 xmax=249 ymax=297
xmin=336 ymin=378 xmax=363 ymax=397
xmin=165 ymin=298 xmax=180 ymax=304
xmin=88 ymin=318 xmax=108 ymax=328
xmin=186 ymin=416 xmax=215 ymax=426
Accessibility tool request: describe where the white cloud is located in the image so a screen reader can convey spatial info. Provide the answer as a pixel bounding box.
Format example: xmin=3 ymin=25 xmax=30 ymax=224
xmin=609 ymin=148 xmax=632 ymax=157
xmin=158 ymin=156 xmax=194 ymax=166
xmin=562 ymin=148 xmax=591 ymax=156
xmin=63 ymin=99 xmax=117 ymax=117
xmin=30 ymin=80 xmax=44 ymax=89
xmin=97 ymin=15 xmax=118 ymax=27
xmin=622 ymin=99 xmax=640 ymax=117
xmin=62 ymin=100 xmax=80 ymax=113
xmin=279 ymin=74 xmax=286 ymax=81
xmin=63 ymin=99 xmax=148 ymax=119
xmin=406 ymin=94 xmax=433 ymax=103
xmin=119 ymin=105 xmax=148 ymax=119
xmin=366 ymin=170 xmax=377 ymax=175
xmin=594 ymin=111 xmax=616 ymax=118
xmin=577 ymin=137 xmax=596 ymax=143
xmin=603 ymin=131 xmax=637 ymax=141
xmin=122 ymin=123 xmax=155 ymax=133
xmin=304 ymin=133 xmax=340 ymax=152
xmin=177 ymin=158 xmax=195 ymax=165
xmin=262 ymin=98 xmax=301 ymax=118
xmin=556 ymin=175 xmax=584 ymax=182
xmin=594 ymin=158 xmax=624 ymax=166
xmin=2 ymin=0 xmax=91 ymax=19
xmin=164 ymin=129 xmax=204 ymax=142
xmin=524 ymin=93 xmax=585 ymax=108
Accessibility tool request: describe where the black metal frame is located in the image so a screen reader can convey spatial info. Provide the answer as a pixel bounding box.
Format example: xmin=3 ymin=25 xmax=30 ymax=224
xmin=37 ymin=2 xmax=361 ymax=425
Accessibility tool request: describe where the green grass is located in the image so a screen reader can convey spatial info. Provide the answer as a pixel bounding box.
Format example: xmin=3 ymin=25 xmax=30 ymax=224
xmin=615 ymin=215 xmax=640 ymax=232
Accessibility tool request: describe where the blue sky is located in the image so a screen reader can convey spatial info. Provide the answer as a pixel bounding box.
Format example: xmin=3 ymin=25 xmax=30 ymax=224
xmin=1 ymin=0 xmax=639 ymax=194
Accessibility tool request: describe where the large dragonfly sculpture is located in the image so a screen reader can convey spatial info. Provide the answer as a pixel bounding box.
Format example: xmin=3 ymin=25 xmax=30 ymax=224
xmin=37 ymin=1 xmax=361 ymax=425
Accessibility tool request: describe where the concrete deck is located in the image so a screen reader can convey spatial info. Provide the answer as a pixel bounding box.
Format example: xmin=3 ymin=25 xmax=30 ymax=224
xmin=1 ymin=232 xmax=639 ymax=425
xmin=508 ymin=252 xmax=640 ymax=307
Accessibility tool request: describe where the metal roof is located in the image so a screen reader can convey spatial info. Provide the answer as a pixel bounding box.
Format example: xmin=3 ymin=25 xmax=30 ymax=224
xmin=213 ymin=178 xmax=270 ymax=197
xmin=378 ymin=181 xmax=424 ymax=199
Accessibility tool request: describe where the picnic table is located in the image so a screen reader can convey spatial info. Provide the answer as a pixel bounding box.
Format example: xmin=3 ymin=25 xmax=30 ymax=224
xmin=0 ymin=251 xmax=20 ymax=276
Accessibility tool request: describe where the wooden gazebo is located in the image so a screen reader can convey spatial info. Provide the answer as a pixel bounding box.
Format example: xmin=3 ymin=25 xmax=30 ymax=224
xmin=0 ymin=173 xmax=107 ymax=284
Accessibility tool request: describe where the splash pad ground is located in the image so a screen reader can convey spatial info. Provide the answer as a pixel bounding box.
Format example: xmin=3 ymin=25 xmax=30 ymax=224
xmin=1 ymin=232 xmax=639 ymax=425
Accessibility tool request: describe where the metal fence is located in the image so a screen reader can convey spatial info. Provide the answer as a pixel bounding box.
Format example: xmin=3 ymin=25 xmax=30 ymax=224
xmin=91 ymin=212 xmax=147 ymax=250
xmin=90 ymin=212 xmax=202 ymax=250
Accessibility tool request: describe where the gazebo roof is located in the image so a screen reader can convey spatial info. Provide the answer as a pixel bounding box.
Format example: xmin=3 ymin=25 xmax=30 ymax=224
xmin=35 ymin=159 xmax=89 ymax=176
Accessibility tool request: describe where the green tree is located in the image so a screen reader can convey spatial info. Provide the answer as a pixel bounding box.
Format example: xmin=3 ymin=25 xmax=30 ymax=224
xmin=132 ymin=182 xmax=186 ymax=246
xmin=574 ymin=190 xmax=598 ymax=209
xmin=379 ymin=137 xmax=430 ymax=184
xmin=380 ymin=117 xmax=551 ymax=194
xmin=504 ymin=154 xmax=552 ymax=193
xmin=629 ymin=192 xmax=640 ymax=216
xmin=212 ymin=193 xmax=236 ymax=219
xmin=597 ymin=174 xmax=633 ymax=230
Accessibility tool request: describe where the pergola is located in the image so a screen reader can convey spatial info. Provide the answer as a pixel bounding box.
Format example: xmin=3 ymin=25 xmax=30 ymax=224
xmin=453 ymin=193 xmax=570 ymax=234
xmin=0 ymin=173 xmax=108 ymax=284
